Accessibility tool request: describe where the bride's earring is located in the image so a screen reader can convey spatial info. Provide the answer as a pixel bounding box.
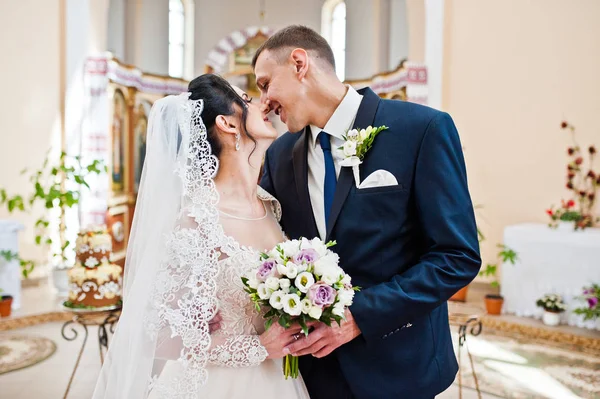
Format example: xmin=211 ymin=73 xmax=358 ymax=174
xmin=235 ymin=133 xmax=240 ymax=151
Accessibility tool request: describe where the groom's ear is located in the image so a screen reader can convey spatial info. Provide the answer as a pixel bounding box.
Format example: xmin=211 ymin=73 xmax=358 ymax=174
xmin=290 ymin=48 xmax=309 ymax=81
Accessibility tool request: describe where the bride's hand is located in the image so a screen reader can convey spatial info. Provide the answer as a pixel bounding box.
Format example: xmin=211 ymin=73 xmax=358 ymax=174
xmin=259 ymin=323 xmax=304 ymax=360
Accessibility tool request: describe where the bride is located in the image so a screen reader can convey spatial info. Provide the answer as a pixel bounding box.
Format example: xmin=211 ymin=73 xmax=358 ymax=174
xmin=92 ymin=74 xmax=310 ymax=398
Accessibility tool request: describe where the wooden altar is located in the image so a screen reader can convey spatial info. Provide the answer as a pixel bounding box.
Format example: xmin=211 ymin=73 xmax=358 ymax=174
xmin=81 ymin=54 xmax=188 ymax=266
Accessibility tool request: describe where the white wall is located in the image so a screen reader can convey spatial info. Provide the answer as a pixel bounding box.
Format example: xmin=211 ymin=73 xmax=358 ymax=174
xmin=107 ymin=0 xmax=126 ymax=60
xmin=389 ymin=0 xmax=410 ymax=70
xmin=0 ymin=0 xmax=62 ymax=262
xmin=139 ymin=0 xmax=169 ymax=75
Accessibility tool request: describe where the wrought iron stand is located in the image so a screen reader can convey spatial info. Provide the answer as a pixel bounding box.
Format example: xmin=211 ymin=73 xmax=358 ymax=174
xmin=61 ymin=306 xmax=121 ymax=399
xmin=449 ymin=303 xmax=485 ymax=399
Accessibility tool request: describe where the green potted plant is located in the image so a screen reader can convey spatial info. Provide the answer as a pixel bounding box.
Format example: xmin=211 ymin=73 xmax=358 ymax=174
xmin=479 ymin=244 xmax=518 ymax=315
xmin=0 ymin=151 xmax=105 ymax=294
xmin=536 ymin=294 xmax=566 ymax=326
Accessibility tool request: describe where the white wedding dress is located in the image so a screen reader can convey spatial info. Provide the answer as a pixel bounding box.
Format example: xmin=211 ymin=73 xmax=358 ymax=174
xmin=149 ymin=187 xmax=310 ymax=399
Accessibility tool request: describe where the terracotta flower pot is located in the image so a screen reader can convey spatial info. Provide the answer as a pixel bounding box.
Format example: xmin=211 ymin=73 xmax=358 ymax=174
xmin=0 ymin=295 xmax=13 ymax=317
xmin=484 ymin=294 xmax=504 ymax=315
xmin=450 ymin=286 xmax=469 ymax=302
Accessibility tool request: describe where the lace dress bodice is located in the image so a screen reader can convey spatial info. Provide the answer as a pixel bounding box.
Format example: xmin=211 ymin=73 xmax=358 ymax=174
xmin=206 ymin=187 xmax=284 ymax=368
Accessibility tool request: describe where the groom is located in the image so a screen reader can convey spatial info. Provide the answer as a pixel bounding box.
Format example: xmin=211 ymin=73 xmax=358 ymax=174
xmin=256 ymin=26 xmax=481 ymax=399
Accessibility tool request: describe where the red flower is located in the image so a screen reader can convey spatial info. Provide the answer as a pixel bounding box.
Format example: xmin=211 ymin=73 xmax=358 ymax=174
xmin=567 ymin=200 xmax=576 ymax=208
xmin=597 ymin=176 xmax=600 ymax=185
xmin=588 ymin=171 xmax=597 ymax=179
xmin=568 ymin=172 xmax=576 ymax=179
xmin=566 ymin=182 xmax=574 ymax=189
xmin=579 ymin=190 xmax=587 ymax=197
xmin=568 ymin=147 xmax=575 ymax=156
xmin=546 ymin=209 xmax=554 ymax=216
xmin=568 ymin=164 xmax=575 ymax=171
xmin=575 ymin=157 xmax=584 ymax=165
xmin=590 ymin=146 xmax=597 ymax=155
xmin=589 ymin=193 xmax=596 ymax=201
xmin=561 ymin=121 xmax=569 ymax=129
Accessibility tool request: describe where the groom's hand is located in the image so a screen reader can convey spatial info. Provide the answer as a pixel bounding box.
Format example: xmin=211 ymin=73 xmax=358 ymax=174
xmin=284 ymin=309 xmax=362 ymax=358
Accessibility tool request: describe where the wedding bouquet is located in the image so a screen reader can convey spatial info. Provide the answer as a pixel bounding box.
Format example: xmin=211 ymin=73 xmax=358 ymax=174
xmin=241 ymin=237 xmax=359 ymax=379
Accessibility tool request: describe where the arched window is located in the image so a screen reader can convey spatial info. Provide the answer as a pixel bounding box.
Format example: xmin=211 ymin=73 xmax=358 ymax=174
xmin=322 ymin=0 xmax=346 ymax=81
xmin=168 ymin=0 xmax=185 ymax=78
xmin=169 ymin=0 xmax=194 ymax=79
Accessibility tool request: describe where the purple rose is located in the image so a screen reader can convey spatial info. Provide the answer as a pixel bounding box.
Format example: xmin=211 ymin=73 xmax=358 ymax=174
xmin=257 ymin=260 xmax=276 ymax=281
xmin=294 ymin=248 xmax=319 ymax=265
xmin=588 ymin=297 xmax=598 ymax=309
xmin=583 ymin=289 xmax=591 ymax=295
xmin=308 ymin=283 xmax=336 ymax=307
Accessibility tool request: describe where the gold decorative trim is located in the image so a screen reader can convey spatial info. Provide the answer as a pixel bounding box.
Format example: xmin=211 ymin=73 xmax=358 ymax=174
xmin=482 ymin=316 xmax=600 ymax=356
xmin=0 ymin=312 xmax=71 ymax=331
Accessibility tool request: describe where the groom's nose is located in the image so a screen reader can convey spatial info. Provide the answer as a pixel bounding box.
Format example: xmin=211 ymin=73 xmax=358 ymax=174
xmin=260 ymin=92 xmax=270 ymax=106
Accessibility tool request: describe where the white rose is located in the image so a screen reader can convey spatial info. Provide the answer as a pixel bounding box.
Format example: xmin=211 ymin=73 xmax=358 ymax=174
xmin=269 ymin=290 xmax=285 ymax=310
xmin=277 ymin=262 xmax=288 ymax=276
xmin=297 ymin=263 xmax=308 ymax=273
xmin=308 ymin=305 xmax=323 ymax=320
xmin=332 ymin=303 xmax=346 ymax=318
xmin=265 ymin=277 xmax=280 ymax=291
xmin=295 ymin=272 xmax=315 ymax=293
xmin=322 ymin=272 xmax=339 ymax=286
xmin=279 ymin=278 xmax=291 ymax=293
xmin=269 ymin=251 xmax=284 ymax=264
xmin=257 ymin=284 xmax=272 ymax=300
xmin=247 ymin=274 xmax=260 ymax=289
xmin=285 ymin=262 xmax=298 ymax=279
xmin=337 ymin=288 xmax=355 ymax=307
xmin=341 ymin=274 xmax=351 ymax=286
xmin=301 ymin=298 xmax=312 ymax=314
xmin=281 ymin=240 xmax=301 ymax=258
xmin=343 ymin=140 xmax=357 ymax=157
xmin=282 ymin=293 xmax=303 ymax=316
xmin=313 ymin=253 xmax=339 ymax=276
xmin=310 ymin=238 xmax=328 ymax=256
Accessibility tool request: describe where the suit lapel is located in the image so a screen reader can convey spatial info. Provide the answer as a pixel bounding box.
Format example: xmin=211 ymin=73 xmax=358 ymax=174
xmin=326 ymin=87 xmax=381 ymax=240
xmin=292 ymin=127 xmax=320 ymax=239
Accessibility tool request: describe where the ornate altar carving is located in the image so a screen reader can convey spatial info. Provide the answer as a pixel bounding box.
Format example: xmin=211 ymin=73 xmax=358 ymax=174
xmin=345 ymin=62 xmax=428 ymax=105
xmin=81 ymin=54 xmax=188 ymax=266
xmin=205 ymin=26 xmax=274 ymax=98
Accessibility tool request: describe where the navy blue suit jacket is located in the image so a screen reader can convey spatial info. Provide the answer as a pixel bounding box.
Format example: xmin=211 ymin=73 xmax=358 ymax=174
xmin=260 ymin=88 xmax=481 ymax=399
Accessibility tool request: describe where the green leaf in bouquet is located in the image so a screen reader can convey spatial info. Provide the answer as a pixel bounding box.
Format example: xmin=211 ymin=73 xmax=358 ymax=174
xmin=298 ymin=316 xmax=310 ymax=337
xmin=260 ymin=252 xmax=269 ymax=260
xmin=264 ymin=308 xmax=277 ymax=319
xmin=265 ymin=318 xmax=274 ymax=331
xmin=325 ymin=240 xmax=337 ymax=248
xmin=254 ymin=302 xmax=261 ymax=312
xmin=241 ymin=276 xmax=249 ymax=286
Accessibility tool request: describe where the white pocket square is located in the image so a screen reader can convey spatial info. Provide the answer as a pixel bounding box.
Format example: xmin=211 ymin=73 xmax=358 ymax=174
xmin=358 ymin=169 xmax=399 ymax=189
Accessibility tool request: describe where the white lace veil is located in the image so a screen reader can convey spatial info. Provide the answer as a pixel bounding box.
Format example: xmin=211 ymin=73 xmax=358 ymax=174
xmin=93 ymin=92 xmax=223 ymax=398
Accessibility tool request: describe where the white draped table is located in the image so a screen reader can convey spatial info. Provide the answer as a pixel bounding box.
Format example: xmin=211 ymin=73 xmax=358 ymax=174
xmin=501 ymin=223 xmax=600 ymax=330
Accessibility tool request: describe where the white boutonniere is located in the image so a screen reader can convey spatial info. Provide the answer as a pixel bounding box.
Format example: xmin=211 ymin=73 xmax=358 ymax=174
xmin=338 ymin=125 xmax=389 ymax=187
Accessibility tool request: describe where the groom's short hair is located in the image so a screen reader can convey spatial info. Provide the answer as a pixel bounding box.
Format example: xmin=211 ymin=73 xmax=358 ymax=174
xmin=252 ymin=25 xmax=336 ymax=71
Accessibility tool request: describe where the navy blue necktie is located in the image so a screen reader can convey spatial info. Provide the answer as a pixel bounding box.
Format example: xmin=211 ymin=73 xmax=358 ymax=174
xmin=319 ymin=131 xmax=337 ymax=231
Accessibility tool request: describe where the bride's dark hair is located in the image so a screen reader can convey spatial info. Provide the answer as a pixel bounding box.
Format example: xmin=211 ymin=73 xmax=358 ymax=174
xmin=187 ymin=74 xmax=256 ymax=157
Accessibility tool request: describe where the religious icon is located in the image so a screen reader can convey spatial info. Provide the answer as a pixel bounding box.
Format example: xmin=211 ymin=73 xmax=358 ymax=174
xmin=134 ymin=102 xmax=149 ymax=193
xmin=111 ymin=90 xmax=127 ymax=193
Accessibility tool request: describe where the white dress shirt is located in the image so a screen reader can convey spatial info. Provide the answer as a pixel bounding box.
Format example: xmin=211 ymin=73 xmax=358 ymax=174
xmin=308 ymin=85 xmax=363 ymax=239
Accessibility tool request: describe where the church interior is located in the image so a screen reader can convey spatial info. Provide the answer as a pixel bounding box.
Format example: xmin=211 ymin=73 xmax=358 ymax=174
xmin=0 ymin=0 xmax=599 ymax=398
